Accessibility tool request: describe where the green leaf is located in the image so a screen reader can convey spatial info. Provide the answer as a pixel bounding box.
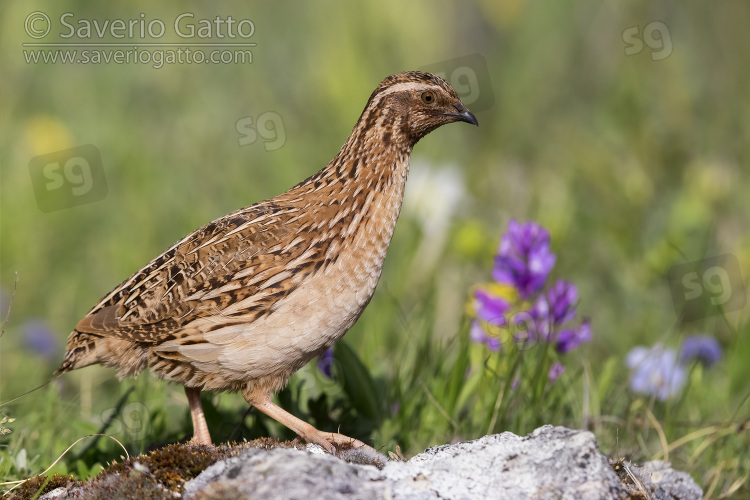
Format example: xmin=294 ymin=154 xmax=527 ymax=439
xmin=454 ymin=369 xmax=483 ymax=414
xmin=443 ymin=336 xmax=472 ymax=414
xmin=334 ymin=340 xmax=383 ymax=422
xmin=596 ymin=357 xmax=619 ymax=403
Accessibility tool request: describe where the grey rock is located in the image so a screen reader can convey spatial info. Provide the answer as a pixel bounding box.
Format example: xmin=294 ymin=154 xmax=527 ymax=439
xmin=37 ymin=426 xmax=702 ymax=499
xmin=384 ymin=426 xmax=623 ymax=499
xmin=181 ymin=447 xmax=385 ymax=500
xmin=39 ymin=487 xmax=67 ymax=499
xmin=612 ymin=459 xmax=704 ymax=500
xmin=182 ymin=425 xmax=703 ymax=500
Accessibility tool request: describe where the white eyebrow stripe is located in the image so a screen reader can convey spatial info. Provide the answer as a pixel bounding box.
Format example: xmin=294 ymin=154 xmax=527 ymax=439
xmin=374 ymin=82 xmax=441 ymax=99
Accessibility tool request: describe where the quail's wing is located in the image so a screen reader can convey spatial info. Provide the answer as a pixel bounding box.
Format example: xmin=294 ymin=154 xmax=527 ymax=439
xmin=75 ymin=201 xmax=321 ymax=343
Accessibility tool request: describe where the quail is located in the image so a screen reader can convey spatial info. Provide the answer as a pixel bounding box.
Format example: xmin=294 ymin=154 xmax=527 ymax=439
xmin=57 ymin=71 xmax=478 ymax=453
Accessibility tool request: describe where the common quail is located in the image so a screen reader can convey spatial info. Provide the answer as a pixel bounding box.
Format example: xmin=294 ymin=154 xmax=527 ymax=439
xmin=57 ymin=71 xmax=478 ymax=453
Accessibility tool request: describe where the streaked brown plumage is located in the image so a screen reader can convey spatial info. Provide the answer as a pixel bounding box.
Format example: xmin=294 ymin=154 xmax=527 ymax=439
xmin=57 ymin=71 xmax=477 ymax=453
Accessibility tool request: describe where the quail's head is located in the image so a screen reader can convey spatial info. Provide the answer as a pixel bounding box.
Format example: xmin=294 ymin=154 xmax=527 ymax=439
xmin=364 ymin=71 xmax=478 ymax=145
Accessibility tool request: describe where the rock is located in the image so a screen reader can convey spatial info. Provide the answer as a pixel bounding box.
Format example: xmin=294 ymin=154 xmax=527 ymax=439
xmin=181 ymin=425 xmax=702 ymax=500
xmin=610 ymin=458 xmax=704 ymax=500
xmin=181 ymin=447 xmax=384 ymax=500
xmin=34 ymin=426 xmax=702 ymax=499
xmin=38 ymin=488 xmax=67 ymax=499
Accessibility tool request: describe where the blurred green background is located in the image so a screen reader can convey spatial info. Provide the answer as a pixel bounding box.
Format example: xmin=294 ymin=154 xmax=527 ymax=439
xmin=1 ymin=0 xmax=749 ymax=496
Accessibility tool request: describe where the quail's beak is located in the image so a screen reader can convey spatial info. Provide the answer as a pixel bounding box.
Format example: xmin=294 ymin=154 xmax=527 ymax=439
xmin=443 ymin=102 xmax=479 ymax=126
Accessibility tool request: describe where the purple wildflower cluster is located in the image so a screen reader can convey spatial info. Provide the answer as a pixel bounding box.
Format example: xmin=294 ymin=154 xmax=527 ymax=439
xmin=492 ymin=221 xmax=556 ymax=300
xmin=469 ymin=220 xmax=592 ymax=380
xmin=626 ymin=335 xmax=723 ymax=401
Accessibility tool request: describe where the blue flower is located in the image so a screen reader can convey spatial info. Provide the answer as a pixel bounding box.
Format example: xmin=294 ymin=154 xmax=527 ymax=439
xmin=317 ymin=348 xmax=335 ymax=379
xmin=493 ymin=220 xmax=556 ymax=299
xmin=679 ymin=336 xmax=722 ymax=367
xmin=626 ymin=344 xmax=686 ymax=400
xmin=22 ymin=319 xmax=58 ymax=360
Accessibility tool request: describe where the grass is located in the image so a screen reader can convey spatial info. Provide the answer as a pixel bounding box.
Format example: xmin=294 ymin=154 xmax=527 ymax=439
xmin=2 ymin=1 xmax=749 ymax=498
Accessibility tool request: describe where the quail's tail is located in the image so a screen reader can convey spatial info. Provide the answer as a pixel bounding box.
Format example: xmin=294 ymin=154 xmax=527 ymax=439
xmin=55 ymin=330 xmax=101 ymax=374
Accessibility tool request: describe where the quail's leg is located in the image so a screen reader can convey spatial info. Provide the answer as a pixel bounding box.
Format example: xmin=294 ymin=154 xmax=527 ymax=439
xmin=252 ymin=398 xmax=375 ymax=454
xmin=185 ymin=386 xmax=212 ymax=445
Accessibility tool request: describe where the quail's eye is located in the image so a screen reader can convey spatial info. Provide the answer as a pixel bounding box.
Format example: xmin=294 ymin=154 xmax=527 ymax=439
xmin=421 ymin=91 xmax=435 ymax=104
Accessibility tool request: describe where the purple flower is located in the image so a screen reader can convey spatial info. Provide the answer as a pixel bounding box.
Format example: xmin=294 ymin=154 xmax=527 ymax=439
xmin=317 ymin=348 xmax=334 ymax=379
xmin=474 ymin=289 xmax=509 ymax=325
xmin=493 ymin=220 xmax=556 ymax=299
xmin=470 ymin=320 xmax=487 ymax=343
xmin=468 ymin=220 xmax=592 ymax=357
xmin=626 ymin=344 xmax=686 ymax=401
xmin=524 ymin=295 xmax=551 ymax=342
xmin=547 ymin=280 xmax=578 ymax=325
xmin=555 ymin=320 xmax=592 ymax=354
xmin=486 ymin=337 xmax=501 ymax=351
xmin=22 ymin=319 xmax=58 ymax=360
xmin=470 ymin=321 xmax=501 ymax=351
xmin=680 ymin=336 xmax=722 ymax=367
xmin=548 ymin=362 xmax=565 ymax=382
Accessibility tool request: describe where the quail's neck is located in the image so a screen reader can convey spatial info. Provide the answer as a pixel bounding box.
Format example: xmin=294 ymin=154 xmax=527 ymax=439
xmin=315 ymin=106 xmax=414 ymax=191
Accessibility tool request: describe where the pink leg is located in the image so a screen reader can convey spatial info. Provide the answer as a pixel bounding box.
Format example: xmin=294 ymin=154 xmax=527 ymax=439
xmin=185 ymin=386 xmax=212 ymax=445
xmin=252 ymin=397 xmax=375 ymax=454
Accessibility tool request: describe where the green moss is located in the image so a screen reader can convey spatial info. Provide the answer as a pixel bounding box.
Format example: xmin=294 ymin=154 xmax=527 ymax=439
xmin=8 ymin=474 xmax=80 ymax=500
xmin=8 ymin=439 xmax=301 ymax=500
